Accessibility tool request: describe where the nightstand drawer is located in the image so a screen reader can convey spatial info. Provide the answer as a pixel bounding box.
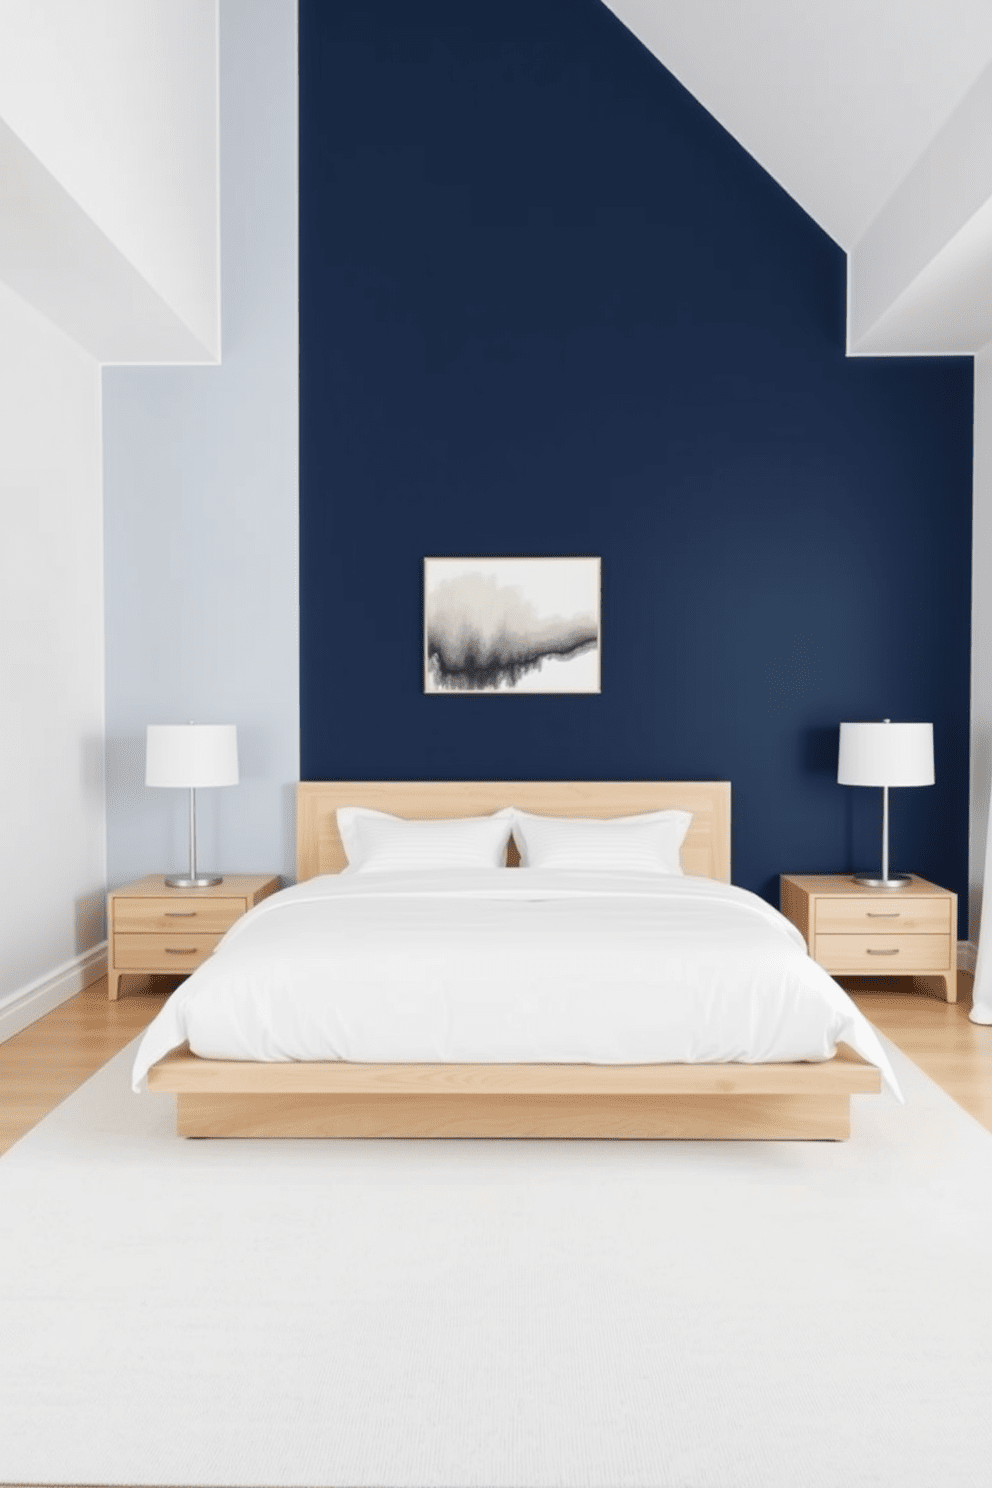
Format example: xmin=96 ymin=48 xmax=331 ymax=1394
xmin=113 ymin=898 xmax=246 ymax=934
xmin=113 ymin=933 xmax=223 ymax=971
xmin=815 ymin=933 xmax=951 ymax=973
xmin=815 ymin=897 xmax=950 ymax=935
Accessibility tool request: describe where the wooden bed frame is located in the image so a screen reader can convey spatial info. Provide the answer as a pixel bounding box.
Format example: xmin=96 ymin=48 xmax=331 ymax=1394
xmin=146 ymin=781 xmax=881 ymax=1139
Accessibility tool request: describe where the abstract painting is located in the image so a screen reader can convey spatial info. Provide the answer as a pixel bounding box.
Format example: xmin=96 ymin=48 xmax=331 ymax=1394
xmin=424 ymin=557 xmax=601 ymax=694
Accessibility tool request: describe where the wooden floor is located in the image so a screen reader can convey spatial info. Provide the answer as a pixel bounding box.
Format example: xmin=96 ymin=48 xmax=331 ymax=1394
xmin=843 ymin=971 xmax=992 ymax=1132
xmin=1 ymin=970 xmax=991 ymax=1155
xmin=0 ymin=974 xmax=180 ymax=1155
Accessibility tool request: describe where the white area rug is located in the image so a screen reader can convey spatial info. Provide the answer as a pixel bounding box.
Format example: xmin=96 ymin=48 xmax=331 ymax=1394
xmin=2 ymin=1040 xmax=992 ymax=1488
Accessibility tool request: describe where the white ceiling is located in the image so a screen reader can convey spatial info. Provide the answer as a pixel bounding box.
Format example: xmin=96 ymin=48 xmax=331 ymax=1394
xmin=603 ymin=0 xmax=992 ymax=250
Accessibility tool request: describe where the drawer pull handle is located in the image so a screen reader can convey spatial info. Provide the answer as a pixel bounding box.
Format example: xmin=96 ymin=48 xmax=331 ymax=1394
xmin=867 ymin=912 xmax=900 ymax=918
xmin=867 ymin=948 xmax=899 ymax=956
xmin=165 ymin=911 xmax=197 ymax=918
xmin=165 ymin=947 xmax=200 ymax=956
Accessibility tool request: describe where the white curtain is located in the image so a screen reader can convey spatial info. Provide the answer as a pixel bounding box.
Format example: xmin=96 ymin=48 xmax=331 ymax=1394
xmin=971 ymin=799 xmax=992 ymax=1022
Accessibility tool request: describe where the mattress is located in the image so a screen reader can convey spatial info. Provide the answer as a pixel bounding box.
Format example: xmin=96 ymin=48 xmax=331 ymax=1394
xmin=131 ymin=869 xmax=901 ymax=1097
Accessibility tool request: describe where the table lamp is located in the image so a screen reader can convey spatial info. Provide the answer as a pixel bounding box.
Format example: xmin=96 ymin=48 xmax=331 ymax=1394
xmin=837 ymin=719 xmax=934 ymax=887
xmin=146 ymin=723 xmax=239 ymax=887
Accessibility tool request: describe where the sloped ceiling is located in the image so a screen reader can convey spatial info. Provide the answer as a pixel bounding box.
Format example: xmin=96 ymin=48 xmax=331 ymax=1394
xmin=603 ymin=0 xmax=992 ymax=251
xmin=0 ymin=0 xmax=219 ymax=363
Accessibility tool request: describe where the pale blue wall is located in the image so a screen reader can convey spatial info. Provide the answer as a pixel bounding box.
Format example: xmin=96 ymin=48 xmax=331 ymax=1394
xmin=103 ymin=0 xmax=299 ymax=889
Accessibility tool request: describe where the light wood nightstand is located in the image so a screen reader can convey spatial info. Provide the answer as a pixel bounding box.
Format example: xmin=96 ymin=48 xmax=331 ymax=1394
xmin=780 ymin=873 xmax=957 ymax=1003
xmin=106 ymin=874 xmax=279 ymax=1001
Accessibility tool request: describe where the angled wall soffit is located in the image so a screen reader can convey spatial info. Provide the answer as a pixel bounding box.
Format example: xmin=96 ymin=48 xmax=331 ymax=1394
xmin=0 ymin=117 xmax=218 ymax=366
xmin=849 ymin=62 xmax=992 ymax=357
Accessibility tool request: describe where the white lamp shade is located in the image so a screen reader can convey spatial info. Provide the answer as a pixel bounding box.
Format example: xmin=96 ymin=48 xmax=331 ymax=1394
xmin=837 ymin=722 xmax=934 ymax=788
xmin=146 ymin=724 xmax=239 ymax=788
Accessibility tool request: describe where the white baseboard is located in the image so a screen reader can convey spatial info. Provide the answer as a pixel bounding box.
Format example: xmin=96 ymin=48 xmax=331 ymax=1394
xmin=959 ymin=940 xmax=977 ymax=976
xmin=0 ymin=943 xmax=108 ymax=1044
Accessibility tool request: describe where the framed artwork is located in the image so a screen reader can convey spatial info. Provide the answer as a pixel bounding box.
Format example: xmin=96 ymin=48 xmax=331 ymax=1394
xmin=424 ymin=556 xmax=601 ymax=694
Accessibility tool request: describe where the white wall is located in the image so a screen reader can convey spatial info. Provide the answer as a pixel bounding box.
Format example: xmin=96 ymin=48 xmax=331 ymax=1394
xmin=849 ymin=61 xmax=992 ymax=356
xmin=970 ymin=345 xmax=992 ymax=943
xmin=0 ymin=280 xmax=106 ymax=1010
xmin=102 ymin=0 xmax=298 ymax=889
xmin=601 ymin=0 xmax=992 ymax=251
xmin=0 ymin=0 xmax=219 ymax=362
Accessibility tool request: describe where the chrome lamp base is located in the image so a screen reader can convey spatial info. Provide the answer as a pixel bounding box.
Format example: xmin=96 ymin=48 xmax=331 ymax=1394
xmin=851 ymin=784 xmax=912 ymax=891
xmin=167 ymin=787 xmax=224 ymax=890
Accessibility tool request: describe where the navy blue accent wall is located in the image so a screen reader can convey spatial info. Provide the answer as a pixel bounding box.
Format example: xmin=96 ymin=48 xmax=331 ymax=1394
xmin=300 ymin=0 xmax=973 ymax=928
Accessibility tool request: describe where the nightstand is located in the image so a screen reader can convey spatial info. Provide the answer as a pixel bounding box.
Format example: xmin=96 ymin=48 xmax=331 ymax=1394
xmin=106 ymin=874 xmax=279 ymax=1001
xmin=780 ymin=873 xmax=957 ymax=1003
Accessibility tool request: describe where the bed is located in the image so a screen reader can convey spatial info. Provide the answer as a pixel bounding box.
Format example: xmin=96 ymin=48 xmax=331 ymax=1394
xmin=137 ymin=781 xmax=894 ymax=1140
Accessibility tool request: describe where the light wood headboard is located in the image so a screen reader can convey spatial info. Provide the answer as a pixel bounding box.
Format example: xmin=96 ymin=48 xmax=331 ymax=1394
xmin=297 ymin=781 xmax=730 ymax=882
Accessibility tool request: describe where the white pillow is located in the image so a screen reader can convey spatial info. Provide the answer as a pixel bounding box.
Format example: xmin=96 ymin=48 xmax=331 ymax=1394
xmin=337 ymin=806 xmax=515 ymax=873
xmin=510 ymin=808 xmax=691 ymax=874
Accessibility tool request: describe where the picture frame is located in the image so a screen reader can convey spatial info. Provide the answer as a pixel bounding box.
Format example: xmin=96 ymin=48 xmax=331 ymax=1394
xmin=423 ymin=557 xmax=601 ymax=694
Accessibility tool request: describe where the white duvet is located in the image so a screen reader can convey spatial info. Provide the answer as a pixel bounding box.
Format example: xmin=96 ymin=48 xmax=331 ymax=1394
xmin=131 ymin=869 xmax=901 ymax=1098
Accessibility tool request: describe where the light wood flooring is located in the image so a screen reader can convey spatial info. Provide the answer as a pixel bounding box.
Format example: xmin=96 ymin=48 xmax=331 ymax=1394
xmin=844 ymin=971 xmax=992 ymax=1131
xmin=1 ymin=969 xmax=991 ymax=1154
xmin=0 ymin=974 xmax=180 ymax=1154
